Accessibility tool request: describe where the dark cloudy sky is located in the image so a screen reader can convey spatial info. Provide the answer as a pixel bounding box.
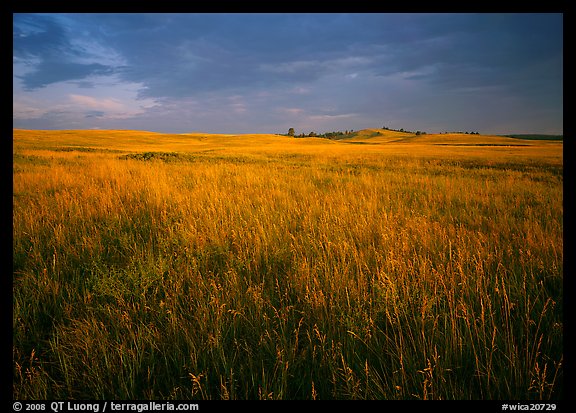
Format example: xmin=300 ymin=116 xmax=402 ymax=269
xmin=13 ymin=13 xmax=563 ymax=135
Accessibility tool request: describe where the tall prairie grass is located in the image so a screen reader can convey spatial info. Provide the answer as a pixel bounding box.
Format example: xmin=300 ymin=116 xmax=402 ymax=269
xmin=13 ymin=130 xmax=562 ymax=399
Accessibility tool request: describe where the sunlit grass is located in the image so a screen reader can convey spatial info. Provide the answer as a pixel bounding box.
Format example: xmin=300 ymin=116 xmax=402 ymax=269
xmin=13 ymin=129 xmax=562 ymax=399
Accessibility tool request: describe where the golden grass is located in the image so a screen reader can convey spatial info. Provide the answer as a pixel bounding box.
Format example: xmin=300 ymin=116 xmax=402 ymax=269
xmin=13 ymin=129 xmax=563 ymax=399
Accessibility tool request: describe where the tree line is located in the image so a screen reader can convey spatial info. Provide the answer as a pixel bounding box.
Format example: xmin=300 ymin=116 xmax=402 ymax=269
xmin=286 ymin=128 xmax=356 ymax=139
xmin=285 ymin=126 xmax=480 ymax=138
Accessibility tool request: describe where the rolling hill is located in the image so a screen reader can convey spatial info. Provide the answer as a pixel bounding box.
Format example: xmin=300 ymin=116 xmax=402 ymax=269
xmin=14 ymin=127 xmax=560 ymax=150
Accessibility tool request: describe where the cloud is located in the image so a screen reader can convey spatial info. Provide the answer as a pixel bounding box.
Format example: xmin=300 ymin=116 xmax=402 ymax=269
xmin=279 ymin=108 xmax=305 ymax=116
xmin=12 ymin=98 xmax=48 ymax=120
xmin=290 ymin=87 xmax=310 ymax=95
xmin=85 ymin=110 xmax=105 ymax=118
xmin=19 ymin=61 xmax=115 ymax=90
xmin=309 ymin=113 xmax=357 ymax=121
xmin=13 ymin=13 xmax=563 ymax=135
xmin=69 ymin=94 xmax=126 ymax=112
xmin=13 ymin=14 xmax=69 ymax=60
xmin=260 ymin=60 xmax=323 ymax=75
xmin=16 ymin=13 xmax=559 ymax=99
xmin=51 ymin=14 xmax=385 ymax=98
xmin=13 ymin=14 xmax=117 ymax=90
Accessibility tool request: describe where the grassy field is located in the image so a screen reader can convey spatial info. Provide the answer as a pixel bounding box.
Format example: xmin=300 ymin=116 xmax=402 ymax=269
xmin=12 ymin=129 xmax=563 ymax=400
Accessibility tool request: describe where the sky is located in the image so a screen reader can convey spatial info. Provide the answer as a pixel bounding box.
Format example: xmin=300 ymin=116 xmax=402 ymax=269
xmin=13 ymin=13 xmax=563 ymax=135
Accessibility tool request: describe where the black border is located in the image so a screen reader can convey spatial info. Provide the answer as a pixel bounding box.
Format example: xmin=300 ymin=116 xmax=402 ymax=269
xmin=8 ymin=0 xmax=569 ymax=13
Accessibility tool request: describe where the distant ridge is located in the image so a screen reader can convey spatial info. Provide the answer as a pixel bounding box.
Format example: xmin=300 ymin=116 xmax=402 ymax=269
xmin=501 ymin=134 xmax=563 ymax=141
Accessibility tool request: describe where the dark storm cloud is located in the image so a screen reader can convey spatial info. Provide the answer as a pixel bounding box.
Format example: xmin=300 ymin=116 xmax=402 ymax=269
xmin=14 ymin=13 xmax=562 ymax=97
xmin=369 ymin=14 xmax=562 ymax=90
xmin=19 ymin=61 xmax=115 ymax=90
xmin=96 ymin=13 xmax=363 ymax=97
xmin=115 ymin=13 xmax=561 ymax=101
xmin=13 ymin=13 xmax=563 ymax=134
xmin=66 ymin=13 xmax=432 ymax=98
xmin=13 ymin=14 xmax=69 ymax=60
xmin=13 ymin=13 xmax=117 ymax=90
